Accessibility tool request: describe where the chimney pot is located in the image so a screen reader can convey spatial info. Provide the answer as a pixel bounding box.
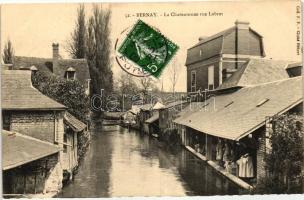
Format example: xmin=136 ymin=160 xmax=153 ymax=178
xmin=235 ymin=20 xmax=249 ymax=29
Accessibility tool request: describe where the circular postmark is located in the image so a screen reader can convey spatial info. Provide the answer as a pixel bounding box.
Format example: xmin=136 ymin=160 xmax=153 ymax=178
xmin=115 ymin=20 xmax=178 ymax=78
xmin=115 ymin=26 xmax=151 ymax=77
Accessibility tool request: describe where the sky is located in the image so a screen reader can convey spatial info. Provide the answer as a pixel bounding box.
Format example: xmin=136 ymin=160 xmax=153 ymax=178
xmin=1 ymin=0 xmax=301 ymax=92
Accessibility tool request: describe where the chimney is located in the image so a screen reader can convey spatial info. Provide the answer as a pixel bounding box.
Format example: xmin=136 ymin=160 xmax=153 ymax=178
xmin=234 ymin=20 xmax=250 ymax=69
xmin=235 ymin=20 xmax=249 ymax=30
xmin=52 ymin=43 xmax=59 ymax=75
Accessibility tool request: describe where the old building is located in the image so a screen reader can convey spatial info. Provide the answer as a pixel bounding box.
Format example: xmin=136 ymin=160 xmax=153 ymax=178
xmin=158 ymin=101 xmax=189 ymax=142
xmin=1 ymin=70 xmax=67 ymax=196
xmin=62 ymin=112 xmax=87 ymax=180
xmin=186 ymin=20 xmax=265 ymax=92
xmin=2 ymin=130 xmax=62 ymax=197
xmin=2 ymin=70 xmax=66 ymax=145
xmin=175 ymin=57 xmax=303 ymax=187
xmin=2 ymin=70 xmax=87 ymax=184
xmin=12 ymin=43 xmax=91 ymax=95
xmin=143 ymin=102 xmax=165 ymax=136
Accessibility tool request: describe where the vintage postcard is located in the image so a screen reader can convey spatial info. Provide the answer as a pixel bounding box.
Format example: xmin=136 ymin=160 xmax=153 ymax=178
xmin=1 ymin=0 xmax=303 ymax=198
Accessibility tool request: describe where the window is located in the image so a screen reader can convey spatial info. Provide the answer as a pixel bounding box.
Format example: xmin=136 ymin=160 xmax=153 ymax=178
xmin=66 ymin=67 xmax=76 ymax=80
xmin=208 ymin=65 xmax=214 ymax=90
xmin=199 ymin=49 xmax=202 ymax=57
xmin=191 ymin=70 xmax=196 ymax=92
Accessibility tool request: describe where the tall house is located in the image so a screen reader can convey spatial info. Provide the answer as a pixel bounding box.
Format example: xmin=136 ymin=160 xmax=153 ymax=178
xmin=186 ymin=20 xmax=265 ymax=92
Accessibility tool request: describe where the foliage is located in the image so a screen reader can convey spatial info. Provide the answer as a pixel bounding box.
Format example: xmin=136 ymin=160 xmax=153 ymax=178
xmin=255 ymin=114 xmax=304 ymax=194
xmin=2 ymin=39 xmax=14 ymax=64
xmin=67 ymin=4 xmax=87 ymax=59
xmin=31 ymin=71 xmax=89 ymax=122
xmin=86 ymin=5 xmax=113 ymax=97
xmin=115 ymin=72 xmax=140 ymax=95
xmin=67 ymin=4 xmax=113 ymax=101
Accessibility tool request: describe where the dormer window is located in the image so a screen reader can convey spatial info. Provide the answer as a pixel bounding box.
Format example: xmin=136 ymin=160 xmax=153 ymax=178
xmin=66 ymin=67 xmax=76 ymax=80
xmin=30 ymin=65 xmax=38 ymax=71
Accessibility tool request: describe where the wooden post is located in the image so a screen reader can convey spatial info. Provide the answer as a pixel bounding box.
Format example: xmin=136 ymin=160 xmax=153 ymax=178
xmin=34 ymin=173 xmax=37 ymax=194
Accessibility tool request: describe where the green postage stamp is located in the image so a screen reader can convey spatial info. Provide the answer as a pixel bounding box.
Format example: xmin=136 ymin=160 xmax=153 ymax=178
xmin=118 ymin=20 xmax=179 ymax=78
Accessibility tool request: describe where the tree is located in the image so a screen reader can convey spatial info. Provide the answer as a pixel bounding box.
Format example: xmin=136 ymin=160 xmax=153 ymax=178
xmin=67 ymin=4 xmax=86 ymax=59
xmin=2 ymin=39 xmax=14 ymax=64
xmin=117 ymin=72 xmax=140 ymax=95
xmin=255 ymin=114 xmax=304 ymax=194
xmin=139 ymin=77 xmax=153 ymax=94
xmin=86 ymin=5 xmax=113 ymax=97
xmin=168 ymin=58 xmax=180 ymax=94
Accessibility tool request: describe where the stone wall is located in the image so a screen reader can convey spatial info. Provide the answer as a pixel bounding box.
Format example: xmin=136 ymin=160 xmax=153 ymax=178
xmin=256 ymin=131 xmax=266 ymax=182
xmin=3 ymin=153 xmax=63 ymax=195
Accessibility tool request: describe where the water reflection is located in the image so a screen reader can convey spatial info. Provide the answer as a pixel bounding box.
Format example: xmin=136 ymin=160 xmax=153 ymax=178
xmin=59 ymin=125 xmax=244 ymax=197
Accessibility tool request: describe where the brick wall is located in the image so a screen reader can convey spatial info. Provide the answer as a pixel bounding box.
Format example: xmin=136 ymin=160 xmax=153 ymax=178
xmin=10 ymin=111 xmax=55 ymax=143
xmin=186 ymin=57 xmax=220 ymax=92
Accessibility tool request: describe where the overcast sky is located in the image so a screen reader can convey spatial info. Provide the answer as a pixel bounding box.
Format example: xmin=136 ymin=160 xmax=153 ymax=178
xmin=1 ymin=1 xmax=301 ymax=92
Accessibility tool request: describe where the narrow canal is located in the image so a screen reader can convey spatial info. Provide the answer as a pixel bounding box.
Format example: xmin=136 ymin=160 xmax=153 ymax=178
xmin=59 ymin=125 xmax=245 ymax=197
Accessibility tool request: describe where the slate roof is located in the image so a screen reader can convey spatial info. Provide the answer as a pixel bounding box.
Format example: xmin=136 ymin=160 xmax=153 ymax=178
xmin=189 ymin=26 xmax=235 ymax=49
xmin=186 ymin=23 xmax=264 ymax=65
xmin=13 ymin=56 xmax=90 ymax=87
xmin=174 ymin=77 xmax=302 ymax=140
xmin=2 ymin=70 xmax=66 ymax=110
xmin=2 ymin=130 xmax=61 ymax=170
xmin=64 ymin=112 xmax=87 ymax=132
xmin=145 ymin=113 xmax=159 ymax=124
xmin=217 ymin=58 xmax=293 ymax=90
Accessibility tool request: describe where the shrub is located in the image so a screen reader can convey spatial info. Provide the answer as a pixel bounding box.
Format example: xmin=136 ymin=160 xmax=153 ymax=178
xmin=255 ymin=114 xmax=304 ymax=194
xmin=32 ymin=71 xmax=89 ymax=122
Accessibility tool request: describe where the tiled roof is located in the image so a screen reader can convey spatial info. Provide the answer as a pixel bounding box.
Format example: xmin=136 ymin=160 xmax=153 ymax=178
xmin=64 ymin=112 xmax=87 ymax=132
xmin=217 ymin=58 xmax=293 ymax=90
xmin=2 ymin=130 xmax=61 ymax=170
xmin=145 ymin=113 xmax=159 ymax=124
xmin=175 ymin=77 xmax=302 ymax=140
xmin=13 ymin=56 xmax=90 ymax=87
xmin=2 ymin=70 xmax=65 ymax=110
